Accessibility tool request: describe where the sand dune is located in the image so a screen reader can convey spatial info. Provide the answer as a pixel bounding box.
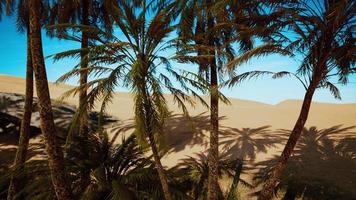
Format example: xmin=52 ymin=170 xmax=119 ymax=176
xmin=1 ymin=74 xmax=355 ymax=129
xmin=1 ymin=74 xmax=356 ymax=198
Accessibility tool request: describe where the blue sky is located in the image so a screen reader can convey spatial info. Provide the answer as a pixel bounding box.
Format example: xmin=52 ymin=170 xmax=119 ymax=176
xmin=0 ymin=16 xmax=355 ymax=105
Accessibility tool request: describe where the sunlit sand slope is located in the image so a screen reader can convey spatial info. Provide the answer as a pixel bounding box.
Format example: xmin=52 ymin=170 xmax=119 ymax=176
xmin=1 ymin=74 xmax=355 ymax=199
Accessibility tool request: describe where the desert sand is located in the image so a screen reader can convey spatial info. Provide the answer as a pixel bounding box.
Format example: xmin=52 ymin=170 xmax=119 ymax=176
xmin=1 ymin=74 xmax=355 ymax=198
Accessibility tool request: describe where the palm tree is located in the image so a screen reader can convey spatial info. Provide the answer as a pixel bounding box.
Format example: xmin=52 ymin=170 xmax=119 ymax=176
xmin=68 ymin=132 xmax=169 ymax=200
xmin=258 ymin=1 xmax=356 ymax=199
xmin=53 ymin=1 xmax=206 ymax=199
xmin=7 ymin=31 xmax=34 ymax=200
xmin=5 ymin=0 xmax=36 ymax=198
xmin=176 ymin=1 xmax=235 ymax=197
xmin=50 ymin=0 xmax=112 ymax=137
xmin=1 ymin=131 xmax=173 ymax=199
xmin=47 ymin=0 xmax=116 ymax=191
xmin=176 ymin=1 xmax=289 ymax=198
xmin=28 ymin=0 xmax=73 ymax=199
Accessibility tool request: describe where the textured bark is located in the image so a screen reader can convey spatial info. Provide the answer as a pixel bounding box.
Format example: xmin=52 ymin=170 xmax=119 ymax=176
xmin=258 ymin=76 xmax=320 ymax=200
xmin=140 ymin=80 xmax=172 ymax=200
xmin=208 ymin=60 xmax=219 ymax=200
xmin=28 ymin=1 xmax=73 ymax=199
xmin=79 ymin=0 xmax=89 ymax=138
xmin=207 ymin=2 xmax=219 ymax=199
xmin=7 ymin=30 xmax=34 ymax=200
xmin=148 ymin=134 xmax=172 ymax=200
xmin=76 ymin=0 xmax=91 ymax=195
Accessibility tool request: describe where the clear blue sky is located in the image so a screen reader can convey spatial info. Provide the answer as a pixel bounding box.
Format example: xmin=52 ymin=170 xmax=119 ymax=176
xmin=0 ymin=16 xmax=355 ymax=105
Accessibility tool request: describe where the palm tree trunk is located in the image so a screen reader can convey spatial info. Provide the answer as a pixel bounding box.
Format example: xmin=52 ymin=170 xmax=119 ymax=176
xmin=76 ymin=0 xmax=91 ymax=195
xmin=7 ymin=30 xmax=34 ymax=200
xmin=258 ymin=76 xmax=320 ymax=200
xmin=148 ymin=133 xmax=172 ymax=200
xmin=28 ymin=1 xmax=72 ymax=199
xmin=141 ymin=87 xmax=172 ymax=200
xmin=207 ymin=2 xmax=219 ymax=198
xmin=79 ymin=0 xmax=89 ymax=137
xmin=140 ymin=81 xmax=171 ymax=200
xmin=208 ymin=59 xmax=219 ymax=200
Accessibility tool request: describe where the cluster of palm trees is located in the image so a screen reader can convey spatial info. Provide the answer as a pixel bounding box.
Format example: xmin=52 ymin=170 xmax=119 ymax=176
xmin=0 ymin=0 xmax=355 ymax=199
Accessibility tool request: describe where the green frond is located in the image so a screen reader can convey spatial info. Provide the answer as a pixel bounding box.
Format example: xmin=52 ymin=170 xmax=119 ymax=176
xmin=319 ymin=81 xmax=342 ymax=100
xmin=225 ymin=71 xmax=274 ymax=88
xmin=272 ymin=71 xmax=308 ymax=90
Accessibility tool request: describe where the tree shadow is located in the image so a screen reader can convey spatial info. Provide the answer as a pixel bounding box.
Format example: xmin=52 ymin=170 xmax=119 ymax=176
xmin=161 ymin=112 xmax=287 ymax=163
xmin=0 ymin=93 xmax=24 ymax=114
xmin=169 ymin=151 xmax=253 ymax=199
xmin=162 ymin=112 xmax=227 ymax=154
xmin=107 ymin=119 xmax=136 ymax=145
xmin=0 ymin=92 xmax=123 ymax=172
xmin=0 ymin=134 xmax=45 ymax=175
xmin=219 ymin=126 xmax=287 ymax=160
xmin=254 ymin=125 xmax=356 ymax=200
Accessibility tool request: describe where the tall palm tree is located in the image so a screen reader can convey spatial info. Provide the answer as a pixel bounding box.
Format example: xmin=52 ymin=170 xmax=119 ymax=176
xmin=52 ymin=0 xmax=98 ymax=137
xmin=5 ymin=0 xmax=38 ymax=198
xmin=48 ymin=0 xmax=114 ymax=139
xmin=176 ymin=1 xmax=235 ymax=197
xmin=7 ymin=30 xmax=33 ymax=200
xmin=28 ymin=0 xmax=73 ymax=199
xmin=258 ymin=1 xmax=356 ymax=199
xmin=53 ymin=1 xmax=206 ymax=199
xmin=176 ymin=1 xmax=288 ymax=198
xmin=47 ymin=0 xmax=115 ymax=191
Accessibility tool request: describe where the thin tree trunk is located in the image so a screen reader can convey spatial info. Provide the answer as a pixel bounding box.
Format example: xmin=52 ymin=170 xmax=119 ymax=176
xmin=7 ymin=30 xmax=34 ymax=200
xmin=208 ymin=59 xmax=219 ymax=200
xmin=28 ymin=1 xmax=72 ymax=199
xmin=76 ymin=0 xmax=91 ymax=195
xmin=148 ymin=134 xmax=172 ymax=200
xmin=207 ymin=2 xmax=219 ymax=198
xmin=140 ymin=81 xmax=172 ymax=200
xmin=258 ymin=77 xmax=320 ymax=200
xmin=79 ymin=0 xmax=89 ymax=137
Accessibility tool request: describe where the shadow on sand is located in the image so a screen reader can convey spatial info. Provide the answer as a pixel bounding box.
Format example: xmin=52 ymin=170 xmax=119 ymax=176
xmin=254 ymin=125 xmax=356 ymax=200
xmin=0 ymin=92 xmax=119 ymax=172
xmin=1 ymin=93 xmax=356 ymax=199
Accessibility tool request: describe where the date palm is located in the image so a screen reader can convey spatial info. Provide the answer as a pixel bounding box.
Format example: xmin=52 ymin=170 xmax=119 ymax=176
xmin=49 ymin=0 xmax=114 ymax=137
xmin=258 ymin=1 xmax=356 ymax=199
xmin=176 ymin=1 xmax=290 ymax=198
xmin=46 ymin=0 xmax=116 ymax=192
xmin=28 ymin=0 xmax=73 ymax=199
xmin=3 ymin=0 xmax=45 ymax=198
xmin=1 ymin=132 xmax=172 ymax=199
xmin=53 ymin=1 xmax=207 ymax=199
xmin=176 ymin=1 xmax=237 ymax=197
xmin=69 ymin=132 xmax=168 ymax=200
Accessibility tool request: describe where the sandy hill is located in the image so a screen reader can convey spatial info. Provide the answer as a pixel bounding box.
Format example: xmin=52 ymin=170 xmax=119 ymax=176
xmin=1 ymin=74 xmax=356 ymax=198
xmin=1 ymin=74 xmax=355 ymax=129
